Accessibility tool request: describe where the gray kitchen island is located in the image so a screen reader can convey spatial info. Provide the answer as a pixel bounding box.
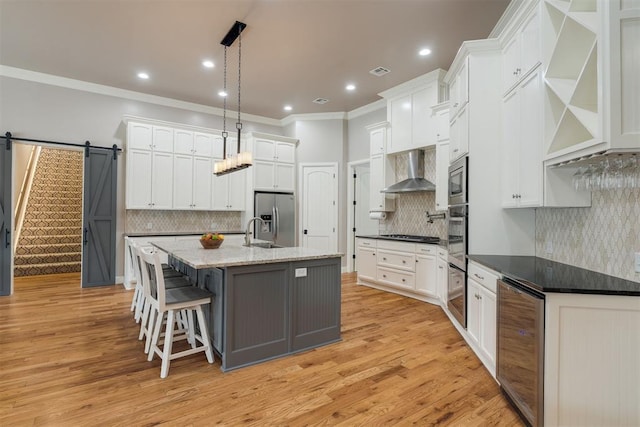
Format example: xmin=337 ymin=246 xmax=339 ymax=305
xmin=151 ymin=239 xmax=343 ymax=371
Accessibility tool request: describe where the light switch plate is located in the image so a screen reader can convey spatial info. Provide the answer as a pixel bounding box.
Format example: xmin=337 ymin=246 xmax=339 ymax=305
xmin=295 ymin=268 xmax=307 ymax=278
xmin=635 ymin=252 xmax=640 ymax=273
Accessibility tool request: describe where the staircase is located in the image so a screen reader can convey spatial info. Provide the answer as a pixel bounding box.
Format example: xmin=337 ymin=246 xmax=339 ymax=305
xmin=14 ymin=148 xmax=83 ymax=277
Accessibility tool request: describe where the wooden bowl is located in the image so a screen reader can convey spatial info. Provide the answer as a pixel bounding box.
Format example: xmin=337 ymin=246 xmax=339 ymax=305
xmin=199 ymin=238 xmax=223 ymax=249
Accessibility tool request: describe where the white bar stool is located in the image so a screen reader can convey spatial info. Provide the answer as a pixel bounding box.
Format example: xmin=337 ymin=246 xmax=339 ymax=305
xmin=138 ymin=246 xmax=214 ymax=378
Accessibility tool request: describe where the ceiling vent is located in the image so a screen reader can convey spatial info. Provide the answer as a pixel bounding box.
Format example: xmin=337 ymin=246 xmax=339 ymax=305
xmin=313 ymin=98 xmax=329 ymax=104
xmin=370 ymin=66 xmax=391 ymax=77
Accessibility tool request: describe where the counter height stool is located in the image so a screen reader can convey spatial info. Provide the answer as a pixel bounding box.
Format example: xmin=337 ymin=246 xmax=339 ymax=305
xmin=139 ymin=247 xmax=214 ymax=378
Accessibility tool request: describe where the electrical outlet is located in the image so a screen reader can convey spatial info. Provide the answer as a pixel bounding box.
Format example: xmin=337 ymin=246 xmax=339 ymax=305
xmin=545 ymin=241 xmax=553 ymax=254
xmin=146 ymin=222 xmax=152 ymax=230
xmin=635 ymin=252 xmax=640 ymax=273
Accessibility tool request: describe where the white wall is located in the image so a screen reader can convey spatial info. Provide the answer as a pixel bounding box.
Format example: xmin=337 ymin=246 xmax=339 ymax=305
xmin=0 ymin=76 xmax=283 ymax=279
xmin=293 ymin=119 xmax=348 ymax=265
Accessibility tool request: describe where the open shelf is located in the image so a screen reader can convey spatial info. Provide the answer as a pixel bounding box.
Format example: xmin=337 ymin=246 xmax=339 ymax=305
xmin=546 ymin=16 xmax=596 ymax=81
xmin=570 ymin=45 xmax=598 ymax=113
xmin=544 ymin=84 xmax=567 ymax=142
xmin=543 ymin=2 xmax=567 ymax=64
xmin=547 ymin=108 xmax=595 ymax=154
xmin=546 ymin=0 xmax=571 ymax=14
xmin=568 ymin=12 xmax=599 ymax=33
xmin=568 ymin=0 xmax=596 ymax=13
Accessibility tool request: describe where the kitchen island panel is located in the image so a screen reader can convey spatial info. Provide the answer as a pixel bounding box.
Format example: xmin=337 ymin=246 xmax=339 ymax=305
xmin=224 ymin=263 xmax=290 ymax=370
xmin=291 ymin=258 xmax=341 ymax=352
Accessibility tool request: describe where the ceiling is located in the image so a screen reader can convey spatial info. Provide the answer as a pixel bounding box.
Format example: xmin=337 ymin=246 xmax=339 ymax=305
xmin=0 ymin=0 xmax=511 ymax=120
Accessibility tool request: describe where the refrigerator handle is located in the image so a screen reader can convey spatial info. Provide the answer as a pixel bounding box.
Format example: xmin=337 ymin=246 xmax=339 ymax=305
xmin=272 ymin=206 xmax=278 ymax=241
xmin=274 ymin=206 xmax=280 ymax=241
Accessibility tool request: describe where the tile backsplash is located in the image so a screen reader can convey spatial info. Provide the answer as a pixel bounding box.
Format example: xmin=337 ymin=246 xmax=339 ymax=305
xmin=126 ymin=210 xmax=242 ymax=234
xmin=381 ymin=148 xmax=447 ymax=239
xmin=536 ymin=188 xmax=640 ymax=283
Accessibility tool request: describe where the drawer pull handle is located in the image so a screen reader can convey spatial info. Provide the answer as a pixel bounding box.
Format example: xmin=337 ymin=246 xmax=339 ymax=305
xmin=474 ymin=273 xmax=485 ymax=280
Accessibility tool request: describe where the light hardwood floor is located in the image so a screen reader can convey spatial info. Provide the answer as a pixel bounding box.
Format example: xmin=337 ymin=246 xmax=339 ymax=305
xmin=0 ymin=272 xmax=523 ymax=426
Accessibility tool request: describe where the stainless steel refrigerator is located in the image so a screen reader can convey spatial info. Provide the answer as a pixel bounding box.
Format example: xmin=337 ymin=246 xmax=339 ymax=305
xmin=254 ymin=192 xmax=295 ymax=247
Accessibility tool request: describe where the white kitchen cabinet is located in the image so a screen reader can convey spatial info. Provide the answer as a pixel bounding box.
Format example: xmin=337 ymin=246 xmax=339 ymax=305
xmin=250 ymin=135 xmax=297 ymax=192
xmin=369 ymin=154 xmax=395 ymax=212
xmin=435 ymin=143 xmax=450 ymax=212
xmin=501 ymin=68 xmax=543 ymax=208
xmin=466 ymin=261 xmax=499 ymax=376
xmin=357 ymin=239 xmax=440 ymax=302
xmin=434 ymin=105 xmax=450 ymax=143
xmin=436 ymin=247 xmax=448 ymax=305
xmin=212 ymin=168 xmax=246 ymax=211
xmin=126 ymin=121 xmax=176 ymax=209
xmin=449 ymin=57 xmax=469 ymax=120
xmin=502 ymin=4 xmax=541 ymax=95
xmin=174 ymin=130 xmax=214 ymax=157
xmin=449 ymin=106 xmax=468 ymax=162
xmin=415 ymin=246 xmax=437 ymax=298
xmin=173 ymin=154 xmax=212 ymax=210
xmin=366 ymin=123 xmax=395 ymax=212
xmin=379 ymin=69 xmax=447 ymax=154
xmin=355 ymin=239 xmax=377 ymax=282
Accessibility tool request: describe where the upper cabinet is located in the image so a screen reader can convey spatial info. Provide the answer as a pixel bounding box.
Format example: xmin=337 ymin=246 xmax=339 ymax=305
xmin=248 ymin=133 xmax=298 ymax=193
xmin=379 ymin=69 xmax=447 ymax=155
xmin=366 ymin=122 xmax=395 ymax=212
xmin=448 ymin=57 xmax=469 ymax=120
xmin=502 ymin=6 xmax=541 ymax=95
xmin=542 ymin=0 xmax=640 ymax=164
xmin=432 ymin=103 xmax=450 ymax=212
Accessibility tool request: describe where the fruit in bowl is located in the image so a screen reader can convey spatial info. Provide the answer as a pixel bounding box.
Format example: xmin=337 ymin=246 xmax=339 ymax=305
xmin=200 ymin=233 xmax=225 ymax=249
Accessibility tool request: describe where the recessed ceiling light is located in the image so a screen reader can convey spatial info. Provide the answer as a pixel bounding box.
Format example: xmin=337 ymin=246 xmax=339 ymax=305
xmin=202 ymin=60 xmax=214 ymax=68
xmin=419 ymin=48 xmax=432 ymax=56
xmin=218 ymin=90 xmax=227 ymax=97
xmin=137 ymin=72 xmax=149 ymax=80
xmin=284 ymin=105 xmax=292 ymax=111
xmin=345 ymin=84 xmax=356 ymax=91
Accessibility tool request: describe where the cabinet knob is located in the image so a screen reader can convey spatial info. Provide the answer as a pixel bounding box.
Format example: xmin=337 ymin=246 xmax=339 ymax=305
xmin=516 ymin=68 xmax=521 ymax=74
xmin=513 ymin=70 xmax=518 ymax=76
xmin=383 ymin=274 xmax=387 ymax=278
xmin=439 ymin=266 xmax=444 ymax=269
xmin=402 ymin=278 xmax=406 ymax=282
xmin=454 ymin=149 xmax=459 ymax=153
xmin=383 ymin=257 xmax=387 ymax=261
xmin=454 ymin=102 xmax=459 ymax=107
xmin=402 ymin=260 xmax=406 ymax=264
xmin=372 ymin=253 xmax=376 ymax=256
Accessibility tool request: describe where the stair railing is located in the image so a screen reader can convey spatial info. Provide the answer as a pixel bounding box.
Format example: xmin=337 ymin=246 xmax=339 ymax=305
xmin=14 ymin=145 xmax=42 ymax=252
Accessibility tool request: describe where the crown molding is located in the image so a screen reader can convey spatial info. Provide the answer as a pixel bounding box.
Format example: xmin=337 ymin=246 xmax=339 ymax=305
xmin=0 ymin=65 xmax=282 ymax=127
xmin=247 ymin=131 xmax=299 ymax=145
xmin=378 ymin=68 xmax=448 ymax=100
xmin=346 ymin=99 xmax=386 ymax=120
xmin=280 ymin=111 xmax=347 ymax=127
xmin=444 ymin=38 xmax=502 ymax=83
xmin=489 ymin=0 xmax=526 ymax=39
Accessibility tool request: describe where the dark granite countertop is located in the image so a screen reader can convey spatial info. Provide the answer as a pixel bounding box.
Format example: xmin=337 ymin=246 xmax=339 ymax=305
xmin=357 ymin=234 xmax=447 ymax=248
xmin=125 ymin=231 xmax=245 ymax=237
xmin=469 ymin=255 xmax=640 ymax=297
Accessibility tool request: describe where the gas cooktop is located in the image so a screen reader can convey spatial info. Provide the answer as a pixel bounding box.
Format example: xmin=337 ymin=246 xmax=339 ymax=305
xmin=379 ymin=234 xmax=441 ymax=244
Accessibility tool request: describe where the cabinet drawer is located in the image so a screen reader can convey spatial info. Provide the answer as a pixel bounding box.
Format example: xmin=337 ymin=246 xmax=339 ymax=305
xmin=377 ymin=239 xmax=415 ymax=252
xmin=377 ymin=267 xmax=415 ymax=290
xmin=357 ymin=238 xmax=377 ymax=248
xmin=416 ymin=244 xmax=436 ymax=255
xmin=437 ymin=247 xmax=448 ymax=259
xmin=377 ymin=249 xmax=415 ymax=271
xmin=468 ymin=261 xmax=499 ymax=293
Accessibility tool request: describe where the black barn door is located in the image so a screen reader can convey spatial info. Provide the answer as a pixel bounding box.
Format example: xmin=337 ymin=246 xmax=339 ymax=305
xmin=0 ymin=140 xmax=12 ymax=295
xmin=82 ymin=148 xmax=117 ymax=287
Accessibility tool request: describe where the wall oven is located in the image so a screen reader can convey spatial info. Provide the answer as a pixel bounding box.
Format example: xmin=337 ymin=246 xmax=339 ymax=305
xmin=447 ymin=156 xmax=468 ymax=328
xmin=448 ymin=156 xmax=468 ymax=206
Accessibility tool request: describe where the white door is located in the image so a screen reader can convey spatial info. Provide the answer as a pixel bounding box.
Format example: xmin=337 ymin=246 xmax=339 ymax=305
xmin=300 ymin=164 xmax=338 ymax=252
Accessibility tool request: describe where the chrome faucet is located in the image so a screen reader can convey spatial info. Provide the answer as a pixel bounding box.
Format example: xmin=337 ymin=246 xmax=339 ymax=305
xmin=245 ymin=217 xmax=265 ymax=246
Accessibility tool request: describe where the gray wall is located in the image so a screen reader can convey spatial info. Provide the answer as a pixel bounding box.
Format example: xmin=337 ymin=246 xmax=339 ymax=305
xmin=0 ymin=76 xmax=283 ymax=279
xmin=347 ymin=107 xmax=387 ymax=163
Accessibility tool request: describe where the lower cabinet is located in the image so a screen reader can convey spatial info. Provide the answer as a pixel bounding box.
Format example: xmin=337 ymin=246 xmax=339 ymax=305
xmin=436 ymin=247 xmax=448 ymax=305
xmin=466 ymin=261 xmax=499 ymax=376
xmin=356 ymin=238 xmax=439 ymax=302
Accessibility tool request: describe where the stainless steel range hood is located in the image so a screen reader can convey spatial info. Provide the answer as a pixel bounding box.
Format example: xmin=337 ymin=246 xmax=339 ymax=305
xmin=381 ymin=149 xmax=436 ymax=193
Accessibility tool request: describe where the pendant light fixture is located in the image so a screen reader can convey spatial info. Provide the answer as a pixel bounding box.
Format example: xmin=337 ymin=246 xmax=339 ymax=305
xmin=214 ymin=20 xmax=253 ymax=176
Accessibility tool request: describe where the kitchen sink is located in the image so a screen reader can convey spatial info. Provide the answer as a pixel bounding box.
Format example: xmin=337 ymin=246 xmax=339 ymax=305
xmin=245 ymin=242 xmax=283 ymax=249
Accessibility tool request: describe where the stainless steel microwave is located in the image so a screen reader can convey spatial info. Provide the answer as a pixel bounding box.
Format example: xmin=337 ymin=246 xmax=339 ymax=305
xmin=448 ymin=156 xmax=468 ymax=206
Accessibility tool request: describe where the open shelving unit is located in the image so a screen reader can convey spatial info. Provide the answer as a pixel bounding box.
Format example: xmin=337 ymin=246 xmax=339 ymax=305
xmin=543 ymin=0 xmax=600 ymax=160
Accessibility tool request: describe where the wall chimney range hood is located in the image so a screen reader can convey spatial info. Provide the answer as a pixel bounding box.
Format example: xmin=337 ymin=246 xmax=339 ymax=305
xmin=381 ymin=149 xmax=436 ymax=193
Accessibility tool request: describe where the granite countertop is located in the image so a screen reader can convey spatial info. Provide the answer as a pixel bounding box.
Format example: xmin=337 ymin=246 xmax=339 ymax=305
xmin=125 ymin=230 xmax=245 ymax=237
xmin=151 ymin=238 xmax=343 ymax=269
xmin=469 ymin=255 xmax=640 ymax=297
